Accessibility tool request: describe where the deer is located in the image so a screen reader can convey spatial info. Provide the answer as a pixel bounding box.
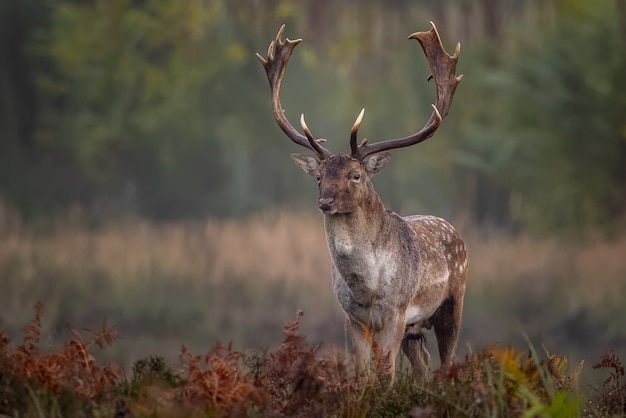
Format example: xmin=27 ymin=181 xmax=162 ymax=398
xmin=256 ymin=22 xmax=467 ymax=382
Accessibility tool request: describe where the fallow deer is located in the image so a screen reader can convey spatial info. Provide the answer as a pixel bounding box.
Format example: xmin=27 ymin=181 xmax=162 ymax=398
xmin=256 ymin=23 xmax=467 ymax=381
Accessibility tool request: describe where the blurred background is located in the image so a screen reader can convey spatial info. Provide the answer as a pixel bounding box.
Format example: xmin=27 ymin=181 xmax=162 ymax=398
xmin=1 ymin=0 xmax=625 ymax=374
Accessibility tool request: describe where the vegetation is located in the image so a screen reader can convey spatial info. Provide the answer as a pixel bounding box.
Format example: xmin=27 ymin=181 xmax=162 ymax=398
xmin=1 ymin=307 xmax=624 ymax=417
xmin=1 ymin=207 xmax=625 ymax=366
xmin=2 ymin=0 xmax=626 ymax=236
xmin=1 ymin=1 xmax=625 ymax=415
xmin=0 ymin=206 xmax=624 ymax=414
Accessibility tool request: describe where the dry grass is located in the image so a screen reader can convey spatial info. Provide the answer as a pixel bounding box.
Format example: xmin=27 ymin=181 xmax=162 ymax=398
xmin=461 ymin=225 xmax=626 ymax=303
xmin=1 ymin=202 xmax=625 ymax=369
xmin=0 ymin=208 xmax=329 ymax=286
xmin=2 ymin=203 xmax=626 ymax=297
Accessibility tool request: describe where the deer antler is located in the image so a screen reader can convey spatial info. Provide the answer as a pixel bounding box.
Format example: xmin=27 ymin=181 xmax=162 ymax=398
xmin=350 ymin=22 xmax=463 ymax=161
xmin=256 ymin=25 xmax=332 ymax=160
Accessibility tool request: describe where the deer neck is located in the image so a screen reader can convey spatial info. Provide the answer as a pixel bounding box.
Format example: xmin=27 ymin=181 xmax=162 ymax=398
xmin=322 ymin=192 xmax=389 ymax=258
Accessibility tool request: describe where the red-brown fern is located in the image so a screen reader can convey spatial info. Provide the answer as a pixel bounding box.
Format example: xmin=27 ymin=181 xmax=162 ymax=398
xmin=250 ymin=310 xmax=352 ymax=417
xmin=0 ymin=302 xmax=121 ymax=411
xmin=177 ymin=341 xmax=267 ymax=416
xmin=591 ymin=350 xmax=626 ymax=415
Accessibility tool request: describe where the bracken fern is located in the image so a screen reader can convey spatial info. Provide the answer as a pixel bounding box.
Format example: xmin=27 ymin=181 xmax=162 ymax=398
xmin=1 ymin=305 xmax=624 ymax=417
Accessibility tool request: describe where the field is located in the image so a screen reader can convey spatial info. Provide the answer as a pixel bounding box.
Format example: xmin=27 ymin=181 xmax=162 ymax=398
xmin=1 ymin=206 xmax=626 ymax=416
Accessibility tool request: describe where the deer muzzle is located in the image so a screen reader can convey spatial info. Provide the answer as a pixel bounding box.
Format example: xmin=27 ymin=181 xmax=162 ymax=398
xmin=318 ymin=197 xmax=335 ymax=213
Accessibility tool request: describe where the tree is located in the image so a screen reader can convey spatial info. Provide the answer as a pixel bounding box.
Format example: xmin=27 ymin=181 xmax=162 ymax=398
xmin=462 ymin=0 xmax=626 ymax=235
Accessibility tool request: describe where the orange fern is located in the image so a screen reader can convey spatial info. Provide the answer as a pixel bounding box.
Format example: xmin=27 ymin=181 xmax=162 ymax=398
xmin=177 ymin=341 xmax=267 ymax=416
xmin=0 ymin=303 xmax=121 ymax=410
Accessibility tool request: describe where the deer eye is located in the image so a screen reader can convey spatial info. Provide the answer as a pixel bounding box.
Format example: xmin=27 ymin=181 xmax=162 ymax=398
xmin=352 ymin=173 xmax=361 ymax=182
xmin=316 ymin=174 xmax=321 ymax=182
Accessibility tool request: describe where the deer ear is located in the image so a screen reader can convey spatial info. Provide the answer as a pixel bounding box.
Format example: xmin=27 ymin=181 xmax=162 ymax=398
xmin=364 ymin=152 xmax=391 ymax=175
xmin=291 ymin=153 xmax=320 ymax=176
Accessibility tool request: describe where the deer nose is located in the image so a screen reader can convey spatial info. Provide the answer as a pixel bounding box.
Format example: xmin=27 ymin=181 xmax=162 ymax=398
xmin=318 ymin=197 xmax=335 ymax=212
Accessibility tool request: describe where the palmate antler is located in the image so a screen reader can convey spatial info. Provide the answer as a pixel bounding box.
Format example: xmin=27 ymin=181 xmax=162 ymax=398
xmin=257 ymin=22 xmax=462 ymax=161
xmin=350 ymin=22 xmax=463 ymax=160
xmin=255 ymin=25 xmax=332 ymax=160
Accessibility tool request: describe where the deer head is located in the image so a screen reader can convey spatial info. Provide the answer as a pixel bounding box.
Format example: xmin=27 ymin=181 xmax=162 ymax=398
xmin=256 ymin=23 xmax=462 ymax=215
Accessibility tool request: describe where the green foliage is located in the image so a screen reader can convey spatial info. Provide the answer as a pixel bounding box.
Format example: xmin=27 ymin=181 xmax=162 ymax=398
xmin=34 ymin=0 xmax=239 ymax=217
xmin=2 ymin=0 xmax=626 ymax=231
xmin=462 ymin=2 xmax=626 ymax=235
xmin=119 ymin=355 xmax=181 ymax=401
xmin=38 ymin=0 xmax=224 ymax=161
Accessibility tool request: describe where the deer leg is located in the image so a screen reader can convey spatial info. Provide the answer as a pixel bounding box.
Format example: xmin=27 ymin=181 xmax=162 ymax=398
xmin=347 ymin=317 xmax=374 ymax=378
xmin=377 ymin=314 xmax=406 ymax=382
xmin=432 ymin=294 xmax=464 ymax=367
xmin=401 ymin=331 xmax=430 ymax=382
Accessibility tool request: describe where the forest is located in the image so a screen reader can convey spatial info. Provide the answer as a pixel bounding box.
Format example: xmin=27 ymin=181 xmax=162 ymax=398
xmin=1 ymin=0 xmax=626 ymax=416
xmin=1 ymin=0 xmax=624 ymax=234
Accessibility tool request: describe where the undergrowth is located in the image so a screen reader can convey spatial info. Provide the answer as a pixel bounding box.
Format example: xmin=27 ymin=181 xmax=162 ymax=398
xmin=0 ymin=305 xmax=624 ymax=417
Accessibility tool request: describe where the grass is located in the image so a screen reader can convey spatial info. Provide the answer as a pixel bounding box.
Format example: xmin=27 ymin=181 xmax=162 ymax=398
xmin=3 ymin=207 xmax=626 ymax=297
xmin=1 ymin=208 xmax=625 ymax=362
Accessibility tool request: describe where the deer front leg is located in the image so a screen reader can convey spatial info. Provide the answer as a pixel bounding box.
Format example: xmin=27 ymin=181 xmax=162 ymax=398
xmin=347 ymin=317 xmax=374 ymax=378
xmin=377 ymin=313 xmax=407 ymax=382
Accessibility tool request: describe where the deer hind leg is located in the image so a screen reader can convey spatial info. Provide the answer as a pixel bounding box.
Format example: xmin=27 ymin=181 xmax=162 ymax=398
xmin=401 ymin=331 xmax=430 ymax=382
xmin=432 ymin=293 xmax=465 ymax=367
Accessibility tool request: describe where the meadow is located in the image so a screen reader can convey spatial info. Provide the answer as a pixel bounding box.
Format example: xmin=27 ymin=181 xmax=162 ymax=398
xmin=1 ymin=204 xmax=626 ymax=415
